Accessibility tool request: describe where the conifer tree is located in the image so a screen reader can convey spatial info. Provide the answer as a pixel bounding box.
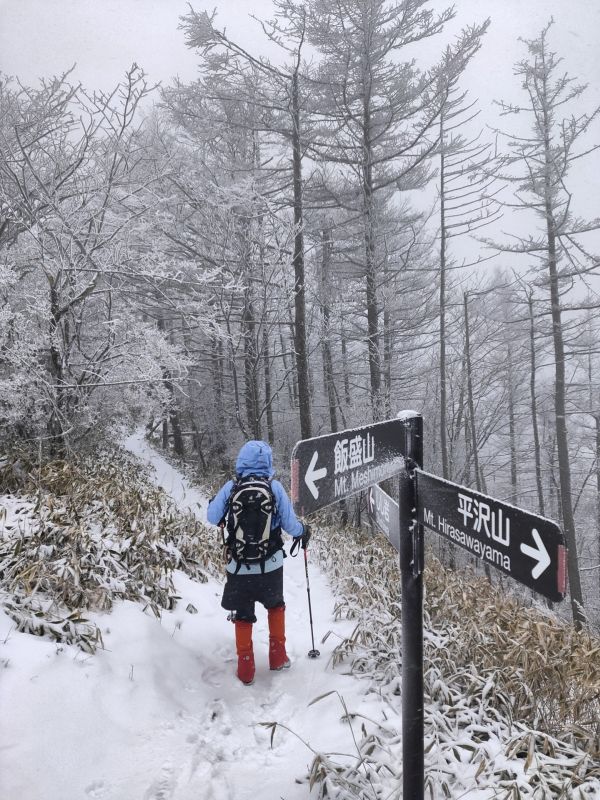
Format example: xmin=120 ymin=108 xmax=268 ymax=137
xmin=486 ymin=22 xmax=600 ymax=628
xmin=300 ymin=0 xmax=487 ymax=420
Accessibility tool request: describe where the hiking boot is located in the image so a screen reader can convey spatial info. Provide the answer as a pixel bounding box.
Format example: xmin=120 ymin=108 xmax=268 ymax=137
xmin=268 ymin=606 xmax=290 ymax=671
xmin=269 ymin=641 xmax=291 ymax=671
xmin=235 ymin=620 xmax=255 ymax=685
xmin=237 ymin=653 xmax=255 ymax=684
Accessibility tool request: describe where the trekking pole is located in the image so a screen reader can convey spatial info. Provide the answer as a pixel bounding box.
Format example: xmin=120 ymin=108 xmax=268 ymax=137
xmin=303 ymin=547 xmax=320 ymax=659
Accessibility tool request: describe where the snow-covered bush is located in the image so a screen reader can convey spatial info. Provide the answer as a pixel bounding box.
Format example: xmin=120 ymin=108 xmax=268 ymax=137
xmin=0 ymin=451 xmax=219 ymax=652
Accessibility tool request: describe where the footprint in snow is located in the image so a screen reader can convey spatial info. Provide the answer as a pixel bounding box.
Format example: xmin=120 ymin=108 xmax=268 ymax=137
xmin=188 ymin=703 xmax=237 ymax=783
xmin=200 ymin=665 xmax=222 ymax=688
xmin=206 ymin=698 xmax=233 ymax=735
xmin=143 ymin=761 xmax=177 ymax=800
xmin=214 ymin=643 xmax=234 ymax=661
xmin=85 ymin=780 xmax=108 ymax=798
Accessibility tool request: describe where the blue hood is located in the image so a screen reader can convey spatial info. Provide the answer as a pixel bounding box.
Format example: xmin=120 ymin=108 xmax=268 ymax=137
xmin=235 ymin=440 xmax=274 ymax=478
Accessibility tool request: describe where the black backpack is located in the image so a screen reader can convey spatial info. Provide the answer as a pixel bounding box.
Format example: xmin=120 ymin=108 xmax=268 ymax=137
xmin=225 ymin=476 xmax=281 ymax=571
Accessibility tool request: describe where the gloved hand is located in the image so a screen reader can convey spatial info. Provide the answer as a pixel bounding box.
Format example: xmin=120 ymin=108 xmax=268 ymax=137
xmin=290 ymin=523 xmax=311 ymax=556
xmin=301 ymin=522 xmax=311 ymax=549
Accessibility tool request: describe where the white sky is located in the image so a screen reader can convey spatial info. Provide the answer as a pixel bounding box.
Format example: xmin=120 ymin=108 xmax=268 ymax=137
xmin=1 ymin=0 xmax=599 ymax=274
xmin=1 ymin=0 xmax=599 ymax=95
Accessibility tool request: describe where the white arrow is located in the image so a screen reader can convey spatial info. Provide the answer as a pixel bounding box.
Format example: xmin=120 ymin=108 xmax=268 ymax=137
xmin=305 ymin=450 xmax=328 ymax=500
xmin=369 ymin=487 xmax=375 ymax=513
xmin=520 ymin=528 xmax=551 ymax=579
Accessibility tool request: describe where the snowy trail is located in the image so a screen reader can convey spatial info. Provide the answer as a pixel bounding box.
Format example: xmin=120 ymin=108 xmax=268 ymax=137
xmin=1 ymin=435 xmax=389 ymax=800
xmin=121 ymin=432 xmax=370 ymax=800
xmin=124 ymin=431 xmax=211 ymax=520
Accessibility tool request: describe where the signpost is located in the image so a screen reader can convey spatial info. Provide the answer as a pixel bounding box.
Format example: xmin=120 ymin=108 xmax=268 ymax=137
xmin=290 ymin=412 xmax=568 ymax=800
xmin=290 ymin=417 xmax=407 ymax=516
xmin=416 ymin=471 xmax=567 ymax=602
xmin=368 ymin=483 xmax=400 ymax=553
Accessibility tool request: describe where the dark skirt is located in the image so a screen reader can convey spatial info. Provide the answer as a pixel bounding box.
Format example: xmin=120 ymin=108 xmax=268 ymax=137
xmin=221 ymin=566 xmax=284 ymax=622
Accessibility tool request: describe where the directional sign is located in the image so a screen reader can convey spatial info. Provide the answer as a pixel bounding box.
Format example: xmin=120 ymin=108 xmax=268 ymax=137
xmin=415 ymin=470 xmax=567 ymax=602
xmin=291 ymin=418 xmax=409 ymax=516
xmin=367 ymin=483 xmax=400 ymax=553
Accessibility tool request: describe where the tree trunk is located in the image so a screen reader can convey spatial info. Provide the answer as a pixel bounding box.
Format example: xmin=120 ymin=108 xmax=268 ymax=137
xmin=464 ymin=293 xmax=481 ymax=491
xmin=166 ymin=379 xmax=185 ymax=458
xmin=507 ymin=343 xmax=518 ymax=505
xmin=463 ymin=405 xmax=472 ymax=488
xmin=543 ymin=116 xmax=586 ymax=627
xmin=452 ymin=351 xmax=467 ymax=483
xmin=596 ymin=415 xmax=600 ymax=598
xmin=242 ymin=297 xmax=261 ymax=440
xmin=321 ymin=229 xmax=349 ymax=525
xmin=363 ymin=135 xmax=382 ymax=420
xmin=228 ymin=335 xmax=248 ymax=440
xmin=279 ymin=329 xmax=296 ymax=410
xmin=158 ymin=317 xmax=184 ymax=458
xmin=547 ymin=230 xmax=585 ymax=626
xmin=320 ymin=228 xmax=338 ymax=433
xmin=547 ymin=433 xmax=559 ymax=519
xmin=263 ymin=326 xmax=274 ymax=444
xmin=439 ymin=116 xmax=449 ymax=480
xmin=211 ymin=335 xmax=226 ymax=457
xmin=464 ymin=292 xmax=489 ymax=579
xmin=291 ymin=71 xmax=311 ymax=439
xmin=527 ymin=293 xmax=545 ymax=516
xmin=47 ymin=282 xmax=66 ymax=448
xmin=341 ymin=318 xmax=351 ymax=408
xmin=239 ymin=215 xmax=261 ymax=440
xmin=190 ymin=419 xmax=207 ymax=470
xmin=382 ymin=258 xmax=393 ymax=419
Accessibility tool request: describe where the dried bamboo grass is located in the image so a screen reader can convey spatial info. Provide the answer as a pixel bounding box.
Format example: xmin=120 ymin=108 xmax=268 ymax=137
xmin=0 ymin=450 xmax=220 ymax=651
xmin=308 ymin=522 xmax=600 ymax=798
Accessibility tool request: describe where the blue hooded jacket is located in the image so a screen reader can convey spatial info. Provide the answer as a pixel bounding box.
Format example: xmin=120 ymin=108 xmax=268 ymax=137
xmin=234 ymin=440 xmax=275 ymax=479
xmin=207 ymin=440 xmax=304 ymax=574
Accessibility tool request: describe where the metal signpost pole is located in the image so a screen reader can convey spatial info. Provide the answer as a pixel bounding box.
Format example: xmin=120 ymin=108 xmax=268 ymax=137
xmin=398 ymin=412 xmax=424 ymax=800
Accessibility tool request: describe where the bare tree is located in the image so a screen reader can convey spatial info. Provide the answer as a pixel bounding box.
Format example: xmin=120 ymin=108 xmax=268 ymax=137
xmin=433 ymin=27 xmax=504 ymax=480
xmin=302 ymin=0 xmax=461 ymax=419
xmin=174 ymin=5 xmax=315 ymax=439
xmin=485 ymin=22 xmax=600 ymax=628
xmin=0 ymin=68 xmax=182 ymax=451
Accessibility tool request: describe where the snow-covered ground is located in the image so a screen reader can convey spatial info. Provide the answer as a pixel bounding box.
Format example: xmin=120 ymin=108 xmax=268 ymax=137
xmin=6 ymin=435 xmax=598 ymax=799
xmin=0 ymin=435 xmax=394 ymax=800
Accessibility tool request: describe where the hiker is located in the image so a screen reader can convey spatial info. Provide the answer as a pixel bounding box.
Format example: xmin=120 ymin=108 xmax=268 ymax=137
xmin=206 ymin=440 xmax=310 ymax=685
